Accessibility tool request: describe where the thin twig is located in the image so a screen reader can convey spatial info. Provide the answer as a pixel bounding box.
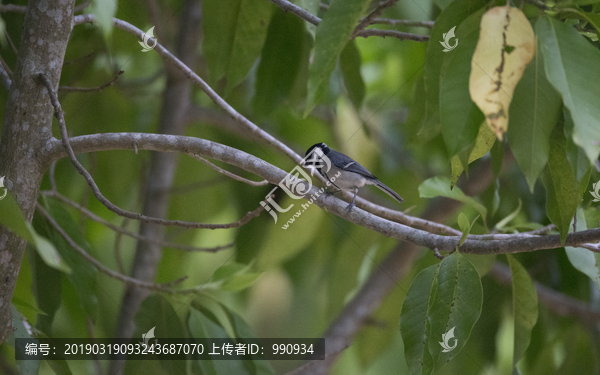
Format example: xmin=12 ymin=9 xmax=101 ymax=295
xmin=63 ymin=51 xmax=97 ymax=65
xmin=59 ymin=70 xmax=124 ymax=92
xmin=41 ymin=190 xmax=236 ymax=252
xmin=191 ymin=154 xmax=269 ymax=187
xmin=49 ymin=161 xmax=58 ymax=191
xmin=37 ymin=71 xmax=264 ymax=229
xmin=0 ymin=60 xmax=11 ymax=90
xmin=0 ymin=54 xmax=12 ymax=78
xmin=114 ymin=217 xmax=129 ymax=274
xmin=74 ymin=0 xmax=90 ymax=13
xmin=266 ymin=0 xmax=428 ymax=41
xmin=75 ymin=13 xmax=302 ymax=164
xmin=0 ymin=4 xmax=26 ymax=13
xmin=318 ymin=2 xmax=434 ymax=29
xmin=4 ymin=27 xmax=18 ymax=55
xmin=370 ymin=18 xmax=434 ymax=28
xmin=355 ymin=28 xmax=429 ymax=42
xmin=353 ymin=0 xmax=401 ymax=37
xmin=35 ymin=203 xmax=186 ymax=291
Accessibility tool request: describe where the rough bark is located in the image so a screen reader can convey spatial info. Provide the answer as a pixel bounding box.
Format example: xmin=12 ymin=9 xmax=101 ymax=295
xmin=0 ymin=0 xmax=75 ymax=343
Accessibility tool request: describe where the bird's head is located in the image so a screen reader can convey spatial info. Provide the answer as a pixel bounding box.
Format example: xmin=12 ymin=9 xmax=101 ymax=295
xmin=304 ymin=143 xmax=330 ymax=172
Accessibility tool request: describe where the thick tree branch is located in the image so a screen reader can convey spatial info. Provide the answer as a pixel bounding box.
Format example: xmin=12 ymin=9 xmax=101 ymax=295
xmin=37 ymin=72 xmax=264 ymax=229
xmin=69 ymin=14 xmax=442 ymax=233
xmin=42 ymin=132 xmax=600 ymax=254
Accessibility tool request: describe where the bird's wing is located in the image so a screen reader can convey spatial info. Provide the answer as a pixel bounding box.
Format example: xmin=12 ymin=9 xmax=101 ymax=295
xmin=328 ymin=150 xmax=377 ymax=179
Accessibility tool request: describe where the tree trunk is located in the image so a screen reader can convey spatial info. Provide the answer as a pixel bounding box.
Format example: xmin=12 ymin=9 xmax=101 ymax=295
xmin=0 ymin=0 xmax=75 ymax=343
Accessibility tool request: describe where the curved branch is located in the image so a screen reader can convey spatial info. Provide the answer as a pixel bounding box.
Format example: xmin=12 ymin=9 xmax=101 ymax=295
xmin=73 ymin=13 xmax=302 ymax=165
xmin=42 ymin=132 xmax=600 ymax=254
xmin=59 ymin=69 xmax=123 ymax=92
xmin=35 ymin=204 xmax=186 ymax=291
xmin=191 ymin=154 xmax=269 ymax=187
xmin=41 ymin=191 xmax=235 ymax=252
xmin=37 ymin=72 xmax=264 ymax=229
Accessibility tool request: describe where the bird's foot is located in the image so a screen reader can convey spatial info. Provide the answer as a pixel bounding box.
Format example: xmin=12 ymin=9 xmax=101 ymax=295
xmin=345 ymin=203 xmax=355 ymax=213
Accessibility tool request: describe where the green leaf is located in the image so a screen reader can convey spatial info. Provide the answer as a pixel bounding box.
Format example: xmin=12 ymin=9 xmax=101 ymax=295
xmin=134 ymin=294 xmax=186 ymax=339
xmin=188 ymin=308 xmax=249 ymax=375
xmin=305 ymin=0 xmax=371 ymax=116
xmin=399 ymin=265 xmax=437 ymax=374
xmin=424 ymin=0 xmax=486 ymax=135
xmin=7 ymin=305 xmax=41 ymax=375
xmin=87 ymin=0 xmax=117 ymax=40
xmin=11 ymin=296 xmax=47 ymax=317
xmin=565 ymin=209 xmax=600 ymax=291
xmin=507 ymin=41 xmax=562 ymax=192
xmin=542 ymin=124 xmax=580 ymax=244
xmin=457 ymin=212 xmax=471 ymax=246
xmin=29 ymin=222 xmax=71 ymax=274
xmin=400 ymin=252 xmax=483 ymax=374
xmin=507 ymin=255 xmax=538 ymax=367
xmin=563 ymin=108 xmax=593 ymax=183
xmin=340 ymin=41 xmax=365 ymax=111
xmin=433 ymin=0 xmax=456 ymax=10
xmin=0 ymin=190 xmax=34 ymax=242
xmin=292 ymin=0 xmax=320 ymax=36
xmin=36 ymin=199 xmax=98 ymax=320
xmin=203 ymin=0 xmax=274 ymax=92
xmin=419 ymin=176 xmax=487 ymax=222
xmin=29 ymin=245 xmax=62 ymax=335
xmin=462 ymin=254 xmax=497 ymax=277
xmin=495 ymin=199 xmax=522 ymax=231
xmin=131 ymin=294 xmax=186 ymax=375
xmin=0 ymin=191 xmax=70 ymax=273
xmin=226 ymin=308 xmax=276 ymax=375
xmin=253 ymin=8 xmax=305 ymax=116
xmin=450 ymin=122 xmax=496 ymax=188
xmin=427 ymin=252 xmax=483 ymax=370
xmin=536 ymin=16 xmax=600 ymax=165
xmin=440 ymin=8 xmax=486 ymax=156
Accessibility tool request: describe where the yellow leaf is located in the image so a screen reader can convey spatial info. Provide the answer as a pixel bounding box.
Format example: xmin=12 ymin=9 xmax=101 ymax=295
xmin=469 ymin=6 xmax=535 ymax=140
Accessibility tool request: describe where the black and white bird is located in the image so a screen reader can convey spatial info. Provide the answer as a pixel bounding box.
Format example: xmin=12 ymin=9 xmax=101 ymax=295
xmin=304 ymin=143 xmax=403 ymax=211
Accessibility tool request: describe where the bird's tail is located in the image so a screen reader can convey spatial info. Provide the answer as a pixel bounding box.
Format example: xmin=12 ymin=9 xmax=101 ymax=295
xmin=374 ymin=181 xmax=404 ymax=204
